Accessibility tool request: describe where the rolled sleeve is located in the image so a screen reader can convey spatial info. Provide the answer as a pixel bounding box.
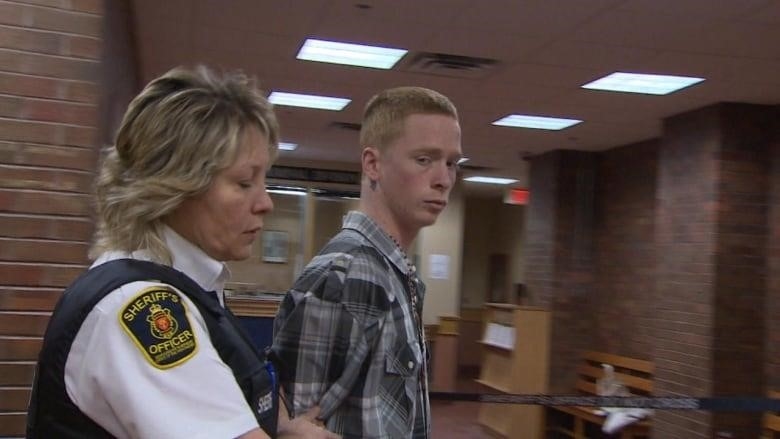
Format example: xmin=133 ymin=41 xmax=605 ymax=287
xmin=273 ymin=249 xmax=390 ymax=417
xmin=273 ymin=293 xmax=367 ymax=418
xmin=273 ymin=239 xmax=398 ymax=437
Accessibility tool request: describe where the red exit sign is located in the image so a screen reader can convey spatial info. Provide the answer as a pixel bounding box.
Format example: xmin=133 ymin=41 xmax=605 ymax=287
xmin=504 ymin=188 xmax=529 ymax=205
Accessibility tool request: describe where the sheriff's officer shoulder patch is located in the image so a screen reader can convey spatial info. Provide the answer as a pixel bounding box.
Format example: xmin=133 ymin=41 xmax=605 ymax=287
xmin=118 ymin=286 xmax=198 ymax=369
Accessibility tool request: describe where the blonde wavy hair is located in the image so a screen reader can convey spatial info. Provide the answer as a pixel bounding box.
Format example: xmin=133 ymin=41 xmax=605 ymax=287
xmin=90 ymin=65 xmax=279 ymax=264
xmin=359 ymin=86 xmax=458 ymax=151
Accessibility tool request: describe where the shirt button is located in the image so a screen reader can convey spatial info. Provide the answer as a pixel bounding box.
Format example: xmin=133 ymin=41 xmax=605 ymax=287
xmin=408 ymin=361 xmax=414 ymax=369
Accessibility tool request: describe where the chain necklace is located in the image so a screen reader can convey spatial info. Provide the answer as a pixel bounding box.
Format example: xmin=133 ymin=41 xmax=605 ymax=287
xmin=388 ymin=237 xmax=427 ymax=377
xmin=389 ymin=235 xmax=430 ymax=435
xmin=389 ymin=237 xmax=424 ymax=348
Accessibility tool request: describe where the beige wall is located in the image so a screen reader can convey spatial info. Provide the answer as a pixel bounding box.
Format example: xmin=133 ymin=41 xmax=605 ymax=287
xmin=460 ymin=197 xmax=493 ymax=308
xmin=227 ymin=193 xmax=357 ymax=294
xmin=228 ymin=193 xmax=304 ymax=293
xmin=460 ymin=194 xmax=526 ymax=308
xmin=496 ymin=199 xmax=526 ymax=288
xmin=418 ymin=185 xmax=465 ymax=324
xmin=312 ymin=197 xmax=356 ymax=252
xmin=227 ymin=185 xmax=527 ymax=329
xmin=457 ymin=192 xmax=526 ymax=369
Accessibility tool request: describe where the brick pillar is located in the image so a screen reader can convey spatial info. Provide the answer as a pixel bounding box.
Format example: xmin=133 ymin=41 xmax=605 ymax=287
xmin=653 ymin=103 xmax=775 ymax=438
xmin=593 ymin=140 xmax=659 ymax=359
xmin=764 ymin=107 xmax=780 ymax=439
xmin=0 ymin=1 xmax=103 ymax=436
xmin=525 ymin=150 xmax=597 ymax=392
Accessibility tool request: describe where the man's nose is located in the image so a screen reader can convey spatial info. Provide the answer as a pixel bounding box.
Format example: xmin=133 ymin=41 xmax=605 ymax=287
xmin=433 ymin=161 xmax=455 ymax=190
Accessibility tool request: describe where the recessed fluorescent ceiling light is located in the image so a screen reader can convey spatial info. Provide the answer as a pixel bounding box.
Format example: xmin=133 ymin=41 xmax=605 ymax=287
xmin=268 ymin=92 xmax=350 ymax=111
xmin=582 ymin=72 xmax=705 ymax=95
xmin=464 ymin=176 xmax=518 ymax=185
xmin=492 ymin=115 xmax=582 ymax=130
xmin=278 ymin=142 xmax=298 ymax=151
xmin=268 ymin=189 xmax=307 ymax=196
xmin=297 ymin=38 xmax=407 ymax=69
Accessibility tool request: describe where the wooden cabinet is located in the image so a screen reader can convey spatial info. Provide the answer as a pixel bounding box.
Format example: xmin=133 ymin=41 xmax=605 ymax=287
xmin=476 ymin=304 xmax=550 ymax=438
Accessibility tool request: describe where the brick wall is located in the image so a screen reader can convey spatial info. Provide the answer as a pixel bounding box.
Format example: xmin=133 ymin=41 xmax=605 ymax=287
xmin=525 ymin=150 xmax=596 ymax=392
xmin=592 ymin=140 xmax=658 ymax=359
xmin=527 ymin=143 xmax=660 ymax=391
xmin=525 ymin=151 xmax=558 ymax=309
xmin=711 ymin=104 xmax=773 ymax=437
xmin=762 ymin=107 xmax=780 ymax=439
xmin=653 ymin=105 xmax=721 ymax=438
xmin=0 ymin=1 xmax=103 ymax=436
xmin=652 ymin=104 xmax=775 ymax=438
xmin=553 ymin=151 xmax=597 ymax=392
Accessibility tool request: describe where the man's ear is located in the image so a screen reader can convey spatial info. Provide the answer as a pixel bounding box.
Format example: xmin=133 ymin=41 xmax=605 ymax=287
xmin=362 ymin=146 xmax=381 ymax=181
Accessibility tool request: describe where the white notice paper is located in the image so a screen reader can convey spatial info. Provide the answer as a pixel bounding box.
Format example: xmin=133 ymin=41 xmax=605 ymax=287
xmin=428 ymin=254 xmax=450 ymax=280
xmin=482 ymin=322 xmax=515 ymax=350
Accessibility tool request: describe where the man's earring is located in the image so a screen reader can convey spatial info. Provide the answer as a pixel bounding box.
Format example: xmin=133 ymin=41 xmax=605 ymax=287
xmin=370 ymin=179 xmax=377 ymax=191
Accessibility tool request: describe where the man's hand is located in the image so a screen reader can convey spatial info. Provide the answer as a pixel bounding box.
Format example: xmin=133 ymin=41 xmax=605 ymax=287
xmin=277 ymin=417 xmax=339 ymax=439
xmin=278 ymin=406 xmax=339 ymax=439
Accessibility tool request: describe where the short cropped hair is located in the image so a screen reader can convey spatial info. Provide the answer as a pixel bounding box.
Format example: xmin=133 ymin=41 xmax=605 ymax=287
xmin=359 ymin=86 xmax=458 ymax=150
xmin=90 ymin=65 xmax=279 ymax=264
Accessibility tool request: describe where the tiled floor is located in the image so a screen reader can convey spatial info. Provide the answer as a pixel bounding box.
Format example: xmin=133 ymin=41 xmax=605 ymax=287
xmin=431 ymin=399 xmax=487 ymax=438
xmin=430 ymin=377 xmax=491 ymax=439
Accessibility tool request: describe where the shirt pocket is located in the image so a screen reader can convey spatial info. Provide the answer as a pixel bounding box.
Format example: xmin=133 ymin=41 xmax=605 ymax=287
xmin=384 ymin=341 xmax=419 ymax=431
xmin=385 ymin=341 xmax=419 ymax=377
xmin=385 ymin=300 xmax=421 ymax=378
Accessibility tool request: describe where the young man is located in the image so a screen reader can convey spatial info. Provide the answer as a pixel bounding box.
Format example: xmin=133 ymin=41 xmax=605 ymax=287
xmin=272 ymin=86 xmax=462 ymax=439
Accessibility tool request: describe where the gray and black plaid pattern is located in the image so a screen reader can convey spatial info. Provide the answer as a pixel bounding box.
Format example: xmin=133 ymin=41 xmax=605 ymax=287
xmin=272 ymin=211 xmax=430 ymax=439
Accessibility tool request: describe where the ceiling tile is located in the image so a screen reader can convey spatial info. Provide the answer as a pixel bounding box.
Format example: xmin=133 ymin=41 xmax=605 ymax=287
xmin=741 ymin=0 xmax=780 ymax=24
xmin=571 ymin=9 xmax=714 ymax=50
xmin=675 ymin=22 xmax=780 ymax=59
xmin=451 ymin=0 xmax=621 ymax=38
xmin=422 ymin=32 xmax=547 ymax=62
xmin=130 ymin=0 xmax=780 ymax=185
xmin=525 ymin=41 xmax=661 ymax=72
xmin=490 ymin=62 xmax=602 ymax=87
xmin=194 ymin=0 xmax=329 ymax=36
xmin=618 ymin=0 xmax=773 ymax=20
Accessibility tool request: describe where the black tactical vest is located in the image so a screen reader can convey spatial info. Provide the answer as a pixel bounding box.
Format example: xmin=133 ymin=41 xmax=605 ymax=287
xmin=26 ymin=258 xmax=279 ymax=438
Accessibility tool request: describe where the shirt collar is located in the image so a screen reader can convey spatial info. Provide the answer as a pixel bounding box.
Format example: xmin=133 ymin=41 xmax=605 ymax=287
xmin=342 ymin=211 xmax=410 ymax=274
xmin=163 ymin=226 xmax=230 ymax=298
xmin=91 ymin=226 xmax=230 ymax=304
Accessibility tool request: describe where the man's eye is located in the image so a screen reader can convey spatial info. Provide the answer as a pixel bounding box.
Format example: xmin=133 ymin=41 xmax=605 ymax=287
xmin=416 ymin=156 xmax=432 ymax=165
xmin=238 ymin=181 xmax=252 ymax=189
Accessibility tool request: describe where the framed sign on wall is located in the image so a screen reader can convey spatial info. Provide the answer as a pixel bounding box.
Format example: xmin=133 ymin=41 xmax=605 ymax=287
xmin=262 ymin=230 xmax=289 ymax=263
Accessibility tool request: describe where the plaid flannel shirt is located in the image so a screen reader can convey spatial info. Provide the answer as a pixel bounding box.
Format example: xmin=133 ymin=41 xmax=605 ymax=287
xmin=272 ymin=211 xmax=430 ymax=439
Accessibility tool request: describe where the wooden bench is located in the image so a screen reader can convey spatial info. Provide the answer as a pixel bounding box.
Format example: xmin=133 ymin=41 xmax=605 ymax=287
xmin=548 ymin=351 xmax=654 ymax=439
xmin=764 ymin=390 xmax=780 ymax=438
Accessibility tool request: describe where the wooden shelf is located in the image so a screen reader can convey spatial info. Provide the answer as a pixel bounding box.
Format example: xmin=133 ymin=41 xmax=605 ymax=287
xmin=225 ymin=295 xmax=281 ymax=318
xmin=476 ymin=303 xmax=550 ymax=439
xmin=477 ymin=339 xmax=514 ymax=351
xmin=474 ymin=378 xmax=511 ymax=393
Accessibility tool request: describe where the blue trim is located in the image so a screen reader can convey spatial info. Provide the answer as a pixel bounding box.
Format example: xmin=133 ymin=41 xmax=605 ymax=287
xmin=264 ymin=361 xmax=277 ymax=397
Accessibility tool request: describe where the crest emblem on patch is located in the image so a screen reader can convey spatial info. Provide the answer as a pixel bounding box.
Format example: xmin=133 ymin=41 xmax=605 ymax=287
xmin=119 ymin=286 xmax=198 ymax=369
xmin=147 ymin=303 xmax=178 ymax=339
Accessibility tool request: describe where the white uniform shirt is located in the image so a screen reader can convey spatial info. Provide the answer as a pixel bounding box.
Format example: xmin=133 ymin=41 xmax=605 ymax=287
xmin=64 ymin=227 xmax=259 ymax=438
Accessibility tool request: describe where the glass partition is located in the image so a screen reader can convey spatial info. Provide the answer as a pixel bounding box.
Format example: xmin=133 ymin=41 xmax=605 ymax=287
xmin=225 ymin=187 xmax=357 ymax=299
